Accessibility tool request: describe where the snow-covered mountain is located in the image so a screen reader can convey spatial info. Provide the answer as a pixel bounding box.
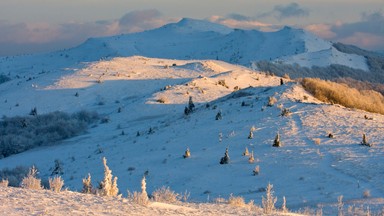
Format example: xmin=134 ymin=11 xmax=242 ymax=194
xmin=1 ymin=18 xmax=384 ymax=214
xmin=1 ymin=55 xmax=384 ymax=214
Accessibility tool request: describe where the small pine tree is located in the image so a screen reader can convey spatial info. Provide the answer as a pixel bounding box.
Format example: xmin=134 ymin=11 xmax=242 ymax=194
xmin=220 ymin=148 xmax=230 ymax=164
xmin=248 ymin=131 xmax=253 ymax=139
xmin=273 ymin=133 xmax=282 ymax=147
xmin=98 ymin=157 xmax=119 ymax=197
xmin=51 ymin=159 xmax=63 ymax=176
xmin=188 ymin=96 xmax=195 ymax=112
xmin=183 ymin=148 xmax=191 ymax=158
xmin=82 ymin=173 xmax=93 ymax=194
xmin=29 ymin=107 xmax=37 ymax=116
xmin=242 ymin=147 xmax=249 ymax=156
xmin=141 ymin=176 xmax=149 ymax=203
xmin=184 ymin=107 xmax=191 ymax=116
xmin=215 ymin=110 xmax=222 ymax=120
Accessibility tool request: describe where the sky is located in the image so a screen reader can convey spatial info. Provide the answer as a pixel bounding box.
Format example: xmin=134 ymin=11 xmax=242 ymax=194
xmin=0 ymin=0 xmax=383 ymax=56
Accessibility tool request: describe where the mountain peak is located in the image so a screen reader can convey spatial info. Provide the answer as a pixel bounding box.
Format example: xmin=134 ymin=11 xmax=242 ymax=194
xmin=163 ymin=17 xmax=233 ymax=34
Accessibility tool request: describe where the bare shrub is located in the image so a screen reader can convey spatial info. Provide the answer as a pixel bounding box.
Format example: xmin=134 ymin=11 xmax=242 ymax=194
xmin=281 ymin=196 xmax=288 ymax=213
xmin=152 ymin=186 xmax=180 ymax=204
xmin=301 ymin=78 xmax=384 ymax=114
xmin=49 ymin=176 xmax=64 ymax=192
xmin=0 ymin=179 xmax=9 ymax=187
xmin=20 ymin=166 xmax=43 ymax=190
xmin=262 ymin=183 xmax=277 ymax=214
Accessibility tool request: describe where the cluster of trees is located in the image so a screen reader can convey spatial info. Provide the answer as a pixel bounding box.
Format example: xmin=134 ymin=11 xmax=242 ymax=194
xmin=0 ymin=110 xmax=99 ymax=158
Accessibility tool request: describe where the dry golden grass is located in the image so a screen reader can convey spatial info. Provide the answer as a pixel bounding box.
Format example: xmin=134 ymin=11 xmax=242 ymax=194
xmin=301 ymin=78 xmax=384 ymax=115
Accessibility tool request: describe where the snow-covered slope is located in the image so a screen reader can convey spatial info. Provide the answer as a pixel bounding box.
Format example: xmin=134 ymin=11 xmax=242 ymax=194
xmin=0 ymin=56 xmax=383 ymax=214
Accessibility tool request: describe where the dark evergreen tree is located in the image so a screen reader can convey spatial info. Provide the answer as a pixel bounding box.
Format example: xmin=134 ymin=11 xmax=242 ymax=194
xmin=272 ymin=133 xmax=282 ymax=147
xmin=220 ymin=148 xmax=230 ymax=164
xmin=215 ymin=110 xmax=222 ymax=120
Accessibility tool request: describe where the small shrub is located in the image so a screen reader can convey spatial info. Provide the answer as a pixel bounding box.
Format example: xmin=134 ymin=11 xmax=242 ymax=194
xmin=49 ymin=176 xmax=64 ymax=192
xmin=82 ymin=173 xmax=93 ymax=194
xmin=242 ymin=147 xmax=249 ymax=156
xmin=152 ymin=186 xmax=180 ymax=204
xmin=183 ymin=148 xmax=191 ymax=158
xmin=267 ymin=97 xmax=277 ymax=107
xmin=363 ymin=190 xmax=371 ymax=198
xmin=51 ymin=159 xmax=64 ymax=176
xmin=20 ymin=166 xmax=43 ymax=190
xmin=248 ymin=151 xmax=255 ymax=164
xmin=262 ymin=183 xmax=277 ymax=214
xmin=228 ymin=194 xmax=246 ymax=207
xmin=253 ymin=165 xmax=260 ymax=176
xmin=313 ymin=138 xmax=321 ymax=145
xmin=129 ymin=176 xmax=149 ymax=206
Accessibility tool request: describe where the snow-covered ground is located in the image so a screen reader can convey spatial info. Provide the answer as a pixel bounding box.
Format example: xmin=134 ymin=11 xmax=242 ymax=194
xmin=0 ymin=56 xmax=383 ymax=215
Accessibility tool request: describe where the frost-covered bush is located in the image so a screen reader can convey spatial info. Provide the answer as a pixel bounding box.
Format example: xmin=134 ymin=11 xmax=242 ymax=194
xmin=20 ymin=166 xmax=43 ymax=190
xmin=97 ymin=157 xmax=119 ymax=197
xmin=262 ymin=183 xmax=277 ymax=214
xmin=0 ymin=166 xmax=29 ymax=187
xmin=82 ymin=173 xmax=93 ymax=194
xmin=128 ymin=176 xmax=149 ymax=206
xmin=49 ymin=176 xmax=64 ymax=192
xmin=0 ymin=110 xmax=99 ymax=158
xmin=152 ymin=186 xmax=180 ymax=204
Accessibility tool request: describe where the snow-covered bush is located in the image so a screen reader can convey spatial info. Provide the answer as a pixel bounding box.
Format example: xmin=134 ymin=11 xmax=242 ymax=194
xmin=0 ymin=110 xmax=99 ymax=158
xmin=0 ymin=166 xmax=29 ymax=187
xmin=82 ymin=173 xmax=93 ymax=194
xmin=49 ymin=176 xmax=64 ymax=192
xmin=262 ymin=183 xmax=277 ymax=214
xmin=152 ymin=186 xmax=180 ymax=204
xmin=128 ymin=176 xmax=149 ymax=206
xmin=20 ymin=166 xmax=43 ymax=190
xmin=183 ymin=148 xmax=191 ymax=158
xmin=97 ymin=157 xmax=119 ymax=197
xmin=228 ymin=194 xmax=246 ymax=207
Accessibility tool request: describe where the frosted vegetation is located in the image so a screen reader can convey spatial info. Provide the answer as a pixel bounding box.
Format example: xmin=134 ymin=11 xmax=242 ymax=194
xmin=0 ymin=110 xmax=99 ymax=158
xmin=301 ymin=78 xmax=384 ymax=114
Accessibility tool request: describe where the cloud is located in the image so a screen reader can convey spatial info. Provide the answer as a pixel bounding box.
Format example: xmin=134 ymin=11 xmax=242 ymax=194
xmin=207 ymin=14 xmax=280 ymax=32
xmin=305 ymin=11 xmax=384 ymax=50
xmin=258 ymin=2 xmax=309 ymax=21
xmin=0 ymin=9 xmax=173 ymax=56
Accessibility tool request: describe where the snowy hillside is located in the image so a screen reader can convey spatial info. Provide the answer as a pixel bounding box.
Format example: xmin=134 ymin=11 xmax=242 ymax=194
xmin=1 ymin=56 xmax=384 ymax=215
